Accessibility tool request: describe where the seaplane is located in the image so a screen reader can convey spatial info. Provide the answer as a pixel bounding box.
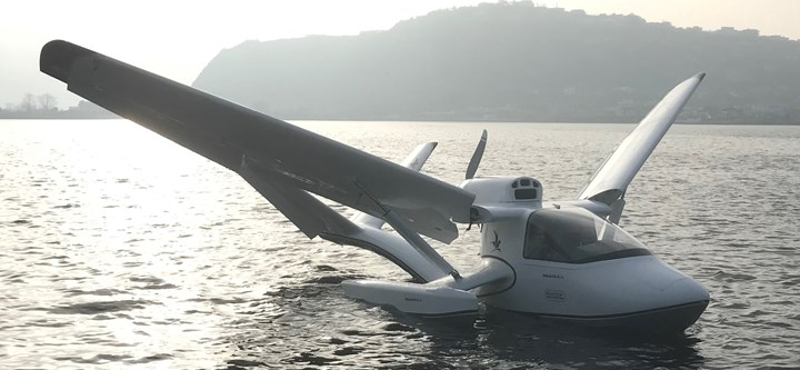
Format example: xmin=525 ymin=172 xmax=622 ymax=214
xmin=40 ymin=40 xmax=709 ymax=333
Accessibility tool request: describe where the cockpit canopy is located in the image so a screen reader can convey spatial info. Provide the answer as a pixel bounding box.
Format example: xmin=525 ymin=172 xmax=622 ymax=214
xmin=523 ymin=208 xmax=651 ymax=263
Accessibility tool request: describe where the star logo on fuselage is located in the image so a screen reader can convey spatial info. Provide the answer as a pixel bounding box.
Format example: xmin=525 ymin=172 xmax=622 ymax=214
xmin=491 ymin=230 xmax=502 ymax=252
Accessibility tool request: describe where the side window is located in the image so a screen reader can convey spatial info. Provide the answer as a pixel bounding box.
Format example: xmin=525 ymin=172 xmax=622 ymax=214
xmin=523 ymin=223 xmax=568 ymax=262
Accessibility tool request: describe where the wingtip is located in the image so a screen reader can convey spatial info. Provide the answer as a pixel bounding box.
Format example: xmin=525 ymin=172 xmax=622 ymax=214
xmin=695 ymin=72 xmax=706 ymax=81
xmin=40 ymin=39 xmax=96 ymax=83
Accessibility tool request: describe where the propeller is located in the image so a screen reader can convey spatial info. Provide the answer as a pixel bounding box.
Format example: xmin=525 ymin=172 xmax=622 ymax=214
xmin=465 ymin=129 xmax=488 ymax=180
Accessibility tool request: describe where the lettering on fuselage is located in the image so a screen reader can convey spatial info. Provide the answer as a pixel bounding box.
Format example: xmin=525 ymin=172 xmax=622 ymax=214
xmin=545 ymin=289 xmax=566 ymax=302
xmin=542 ymin=273 xmax=564 ymax=280
xmin=404 ymin=297 xmax=422 ymax=302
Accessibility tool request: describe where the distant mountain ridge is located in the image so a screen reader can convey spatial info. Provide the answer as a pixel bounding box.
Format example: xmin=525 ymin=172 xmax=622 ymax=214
xmin=193 ymin=2 xmax=800 ymax=124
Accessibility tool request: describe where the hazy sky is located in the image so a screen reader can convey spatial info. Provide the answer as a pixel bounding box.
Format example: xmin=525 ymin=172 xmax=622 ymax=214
xmin=2 ymin=0 xmax=799 ymax=109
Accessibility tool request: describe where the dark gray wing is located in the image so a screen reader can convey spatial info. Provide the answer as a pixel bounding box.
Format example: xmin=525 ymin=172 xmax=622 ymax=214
xmin=40 ymin=40 xmax=474 ymax=243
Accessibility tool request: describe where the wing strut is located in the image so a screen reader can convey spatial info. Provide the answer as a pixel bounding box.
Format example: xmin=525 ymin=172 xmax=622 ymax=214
xmin=354 ymin=181 xmax=461 ymax=280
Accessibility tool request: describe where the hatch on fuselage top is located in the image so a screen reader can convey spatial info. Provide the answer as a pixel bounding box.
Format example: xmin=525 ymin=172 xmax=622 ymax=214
xmin=461 ymin=176 xmax=543 ymax=206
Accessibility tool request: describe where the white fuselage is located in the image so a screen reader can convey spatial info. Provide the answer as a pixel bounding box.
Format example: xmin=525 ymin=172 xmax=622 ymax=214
xmin=463 ymin=176 xmax=710 ymax=328
xmin=477 ymin=221 xmax=709 ymax=318
xmin=343 ymin=176 xmax=709 ymax=331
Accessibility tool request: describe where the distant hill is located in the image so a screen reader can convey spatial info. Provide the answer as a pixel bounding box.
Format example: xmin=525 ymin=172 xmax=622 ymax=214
xmin=193 ymin=2 xmax=800 ymax=124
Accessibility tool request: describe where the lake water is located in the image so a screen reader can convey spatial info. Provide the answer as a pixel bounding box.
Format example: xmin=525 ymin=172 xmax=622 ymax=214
xmin=1 ymin=119 xmax=799 ymax=369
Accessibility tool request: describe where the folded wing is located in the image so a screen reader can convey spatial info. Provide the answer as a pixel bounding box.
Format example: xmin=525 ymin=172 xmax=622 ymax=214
xmin=40 ymin=40 xmax=475 ymax=243
xmin=578 ymin=73 xmax=705 ymax=205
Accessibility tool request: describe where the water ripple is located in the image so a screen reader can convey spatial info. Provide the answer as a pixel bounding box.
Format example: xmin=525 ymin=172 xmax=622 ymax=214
xmin=1 ymin=121 xmax=799 ymax=369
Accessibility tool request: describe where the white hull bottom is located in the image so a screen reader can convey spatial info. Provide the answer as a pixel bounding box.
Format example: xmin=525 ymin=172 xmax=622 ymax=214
xmin=499 ymin=299 xmax=709 ymax=333
xmin=342 ymin=280 xmax=707 ymax=333
xmin=343 ymin=291 xmax=708 ymax=333
xmin=342 ymin=254 xmax=708 ymax=333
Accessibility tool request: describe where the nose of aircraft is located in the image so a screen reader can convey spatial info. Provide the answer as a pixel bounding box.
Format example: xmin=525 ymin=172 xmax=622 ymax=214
xmin=647 ymin=265 xmax=710 ymax=310
xmin=614 ymin=257 xmax=710 ymax=332
xmin=669 ymin=276 xmax=710 ymax=303
xmin=630 ymin=256 xmax=709 ymax=304
xmin=633 ymin=269 xmax=710 ymax=333
xmin=646 ymin=277 xmax=709 ymax=332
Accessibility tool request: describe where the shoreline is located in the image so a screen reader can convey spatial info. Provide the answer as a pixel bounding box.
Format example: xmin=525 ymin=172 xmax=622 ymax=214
xmin=1 ymin=117 xmax=797 ymax=126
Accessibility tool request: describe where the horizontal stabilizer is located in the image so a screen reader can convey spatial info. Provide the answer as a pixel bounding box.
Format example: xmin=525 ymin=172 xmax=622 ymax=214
xmin=40 ymin=40 xmax=475 ymax=244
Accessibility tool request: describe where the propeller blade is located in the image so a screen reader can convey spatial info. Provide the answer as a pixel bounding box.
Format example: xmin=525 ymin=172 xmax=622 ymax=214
xmin=465 ymin=129 xmax=488 ymax=180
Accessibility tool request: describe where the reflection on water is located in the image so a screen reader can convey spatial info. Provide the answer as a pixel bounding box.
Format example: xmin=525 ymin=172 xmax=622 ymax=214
xmin=1 ymin=120 xmax=799 ymax=369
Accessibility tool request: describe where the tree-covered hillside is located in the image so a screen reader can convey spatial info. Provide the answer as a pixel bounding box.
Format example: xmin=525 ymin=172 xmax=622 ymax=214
xmin=193 ymin=2 xmax=800 ymax=123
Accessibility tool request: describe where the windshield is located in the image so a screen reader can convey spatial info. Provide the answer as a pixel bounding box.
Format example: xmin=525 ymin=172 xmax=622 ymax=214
xmin=523 ymin=208 xmax=651 ymax=263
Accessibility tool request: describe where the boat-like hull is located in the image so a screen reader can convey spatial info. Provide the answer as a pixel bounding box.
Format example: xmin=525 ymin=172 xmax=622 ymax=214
xmin=512 ymin=300 xmax=709 ymax=333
